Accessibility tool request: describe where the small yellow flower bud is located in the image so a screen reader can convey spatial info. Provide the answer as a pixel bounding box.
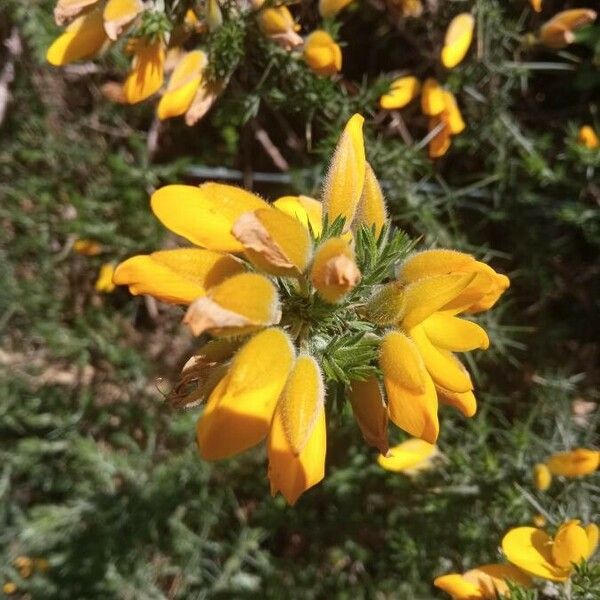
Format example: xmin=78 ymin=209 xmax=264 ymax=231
xmin=303 ymin=30 xmax=342 ymax=77
xmin=377 ymin=438 xmax=439 ymax=474
xmin=578 ymin=125 xmax=599 ymax=149
xmin=533 ymin=463 xmax=552 ymax=491
xmin=103 ymin=0 xmax=144 ymax=41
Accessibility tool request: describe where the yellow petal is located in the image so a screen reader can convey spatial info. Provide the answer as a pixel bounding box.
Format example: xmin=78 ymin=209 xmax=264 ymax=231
xmin=183 ymin=272 xmax=281 ymax=337
xmin=113 ymin=248 xmax=245 ymax=304
xmin=54 ymin=0 xmax=99 ymax=25
xmin=400 ymin=273 xmax=477 ymax=330
xmin=546 ymin=448 xmax=600 ymax=477
xmin=310 ymin=237 xmax=361 ymax=303
xmin=586 ymin=524 xmax=599 ymax=558
xmin=533 ymin=463 xmax=552 ymax=491
xmin=399 ymin=249 xmax=476 ymax=283
xmin=258 ymin=6 xmax=296 ymax=35
xmin=318 ymin=0 xmax=353 ymax=19
xmin=365 ymin=281 xmax=406 ymax=326
xmin=502 ymin=527 xmax=568 ymax=582
xmin=349 ymin=377 xmax=389 ymax=454
xmin=232 ymin=208 xmax=312 ymax=276
xmin=434 ymin=573 xmax=482 ymax=599
xmin=442 ymin=91 xmax=466 ymax=135
xmin=95 ymin=263 xmax=115 ymax=293
xmin=463 ymin=564 xmax=532 ymax=597
xmin=552 ymin=521 xmax=590 ymax=569
xmin=123 ymin=38 xmax=165 ymax=104
xmin=379 ymin=331 xmax=439 ymax=443
xmin=303 ymin=30 xmax=342 ymax=76
xmin=268 ymin=355 xmax=326 ymax=505
xmin=409 ymin=324 xmax=473 ymax=393
xmin=273 ymin=195 xmax=323 ymax=237
xmin=421 ymin=78 xmax=445 ymax=116
xmin=579 ymin=125 xmax=600 ymax=149
xmin=377 ymin=438 xmax=438 ymax=473
xmin=540 ymin=9 xmax=597 ymax=49
xmin=323 ymin=114 xmax=366 ymax=228
xmin=47 ymin=7 xmax=108 ymax=66
xmin=196 ymin=328 xmax=295 ymax=460
xmin=441 ymin=13 xmax=475 ymax=69
xmin=151 ymin=183 xmax=268 ymax=252
xmin=354 ymin=162 xmax=387 ymax=237
xmin=428 ymin=114 xmax=451 ymax=159
xmin=379 ymin=76 xmax=421 ymax=110
xmin=421 ymin=313 xmax=489 ymax=351
xmin=103 ymin=0 xmax=143 ymax=40
xmin=157 ymin=50 xmax=207 ymax=120
xmin=436 ymin=386 xmax=477 ymax=417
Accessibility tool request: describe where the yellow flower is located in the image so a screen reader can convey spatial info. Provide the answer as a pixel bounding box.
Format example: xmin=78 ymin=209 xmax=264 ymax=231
xmin=502 ymin=521 xmax=599 ymax=581
xmin=319 ymin=0 xmax=354 ymax=19
xmin=377 ymin=438 xmax=438 ymax=474
xmin=73 ymin=238 xmax=103 ymax=256
xmin=546 ymin=448 xmax=600 ymax=477
xmin=380 ymin=76 xmax=421 ymax=110
xmin=533 ymin=462 xmax=552 ymax=491
xmin=14 ymin=556 xmax=33 ymax=579
xmin=303 ymin=30 xmax=343 ymax=76
xmin=441 ymin=13 xmax=475 ymax=69
xmin=578 ymin=125 xmax=600 ymax=149
xmin=95 ymin=263 xmax=116 ymax=293
xmin=539 ymin=9 xmax=597 ymax=49
xmin=434 ymin=564 xmax=532 ymax=599
xmin=2 ymin=582 xmax=17 ymax=596
xmin=257 ymin=6 xmax=303 ymax=50
xmin=123 ymin=37 xmax=165 ymax=104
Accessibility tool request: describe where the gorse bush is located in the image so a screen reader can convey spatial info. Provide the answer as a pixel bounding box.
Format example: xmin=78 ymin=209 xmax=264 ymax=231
xmin=1 ymin=0 xmax=599 ymax=598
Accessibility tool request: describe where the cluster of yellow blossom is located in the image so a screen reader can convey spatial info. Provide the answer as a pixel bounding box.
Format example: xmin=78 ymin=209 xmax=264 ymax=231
xmin=3 ymin=556 xmax=49 ymax=596
xmin=435 ymin=520 xmax=598 ymax=598
xmin=534 ymin=448 xmax=599 ymax=491
xmin=113 ymin=114 xmax=509 ymax=504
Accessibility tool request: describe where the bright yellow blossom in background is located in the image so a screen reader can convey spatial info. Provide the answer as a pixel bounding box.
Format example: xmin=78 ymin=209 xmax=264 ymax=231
xmin=113 ymin=114 xmax=509 ymax=504
xmin=533 ymin=448 xmax=599 ymax=490
xmin=441 ymin=13 xmax=475 ymax=69
xmin=579 ymin=125 xmax=600 ymax=149
xmin=303 ymin=30 xmax=342 ymax=77
xmin=533 ymin=462 xmax=551 ymax=491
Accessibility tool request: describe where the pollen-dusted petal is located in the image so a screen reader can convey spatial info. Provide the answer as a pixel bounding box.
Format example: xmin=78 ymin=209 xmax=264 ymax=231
xmin=184 ymin=272 xmax=281 ymax=336
xmin=54 ymin=0 xmax=99 ymax=25
xmin=422 ymin=313 xmax=489 ymax=351
xmin=409 ymin=324 xmax=473 ymax=393
xmin=310 ymin=237 xmax=361 ymax=303
xmin=586 ymin=524 xmax=599 ymax=558
xmin=377 ymin=438 xmax=438 ymax=474
xmin=579 ymin=125 xmax=600 ymax=149
xmin=379 ymin=331 xmax=439 ymax=444
xmin=380 ymin=76 xmax=421 ymax=110
xmin=103 ymin=0 xmax=143 ymax=40
xmin=268 ymin=355 xmax=326 ymax=505
xmin=123 ymin=38 xmax=165 ymax=104
xmin=273 ymin=195 xmax=323 ymax=236
xmin=323 ymin=113 xmax=366 ymax=228
xmin=540 ymin=9 xmax=597 ymax=49
xmin=399 ymin=249 xmax=476 ymax=283
xmin=113 ymin=249 xmax=245 ymax=304
xmin=533 ymin=463 xmax=552 ymax=491
xmin=303 ymin=30 xmax=342 ymax=76
xmin=436 ymin=386 xmax=477 ymax=417
xmin=441 ymin=13 xmax=475 ymax=69
xmin=552 ymin=521 xmax=590 ymax=569
xmin=232 ymin=208 xmax=312 ymax=276
xmin=157 ymin=50 xmax=207 ymax=120
xmin=400 ymin=273 xmax=477 ymax=330
xmin=349 ymin=377 xmax=389 ymax=455
xmin=502 ymin=527 xmax=568 ymax=582
xmin=442 ymin=91 xmax=466 ymax=135
xmin=151 ymin=183 xmax=268 ymax=252
xmin=47 ymin=7 xmax=108 ymax=66
xmin=196 ymin=328 xmax=295 ymax=460
xmin=421 ymin=78 xmax=445 ymax=116
xmin=354 ymin=162 xmax=387 ymax=237
xmin=433 ymin=573 xmax=482 ymax=599
xmin=318 ymin=0 xmax=353 ymax=19
xmin=546 ymin=449 xmax=600 ymax=477
xmin=463 ymin=564 xmax=533 ymax=597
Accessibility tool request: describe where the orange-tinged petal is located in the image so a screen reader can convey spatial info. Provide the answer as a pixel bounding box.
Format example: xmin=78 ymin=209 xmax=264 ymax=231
xmin=273 ymin=195 xmax=323 ymax=236
xmin=103 ymin=0 xmax=143 ymax=40
xmin=442 ymin=91 xmax=466 ymax=135
xmin=151 ymin=183 xmax=268 ymax=252
xmin=377 ymin=438 xmax=438 ymax=474
xmin=579 ymin=125 xmax=599 ymax=149
xmin=113 ymin=248 xmax=245 ymax=304
xmin=323 ymin=114 xmax=366 ymax=228
xmin=319 ymin=0 xmax=353 ymax=19
xmin=303 ymin=30 xmax=342 ymax=76
xmin=380 ymin=76 xmax=421 ymax=110
xmin=429 ymin=114 xmax=451 ymax=159
xmin=463 ymin=564 xmax=532 ymax=597
xmin=268 ymin=355 xmax=326 ymax=505
xmin=421 ymin=78 xmax=445 ymax=116
xmin=540 ymin=9 xmax=597 ymax=49
xmin=552 ymin=521 xmax=590 ymax=569
xmin=441 ymin=13 xmax=475 ymax=69
xmin=502 ymin=527 xmax=568 ymax=582
xmin=54 ymin=0 xmax=99 ymax=25
xmin=232 ymin=207 xmax=312 ymax=276
xmin=409 ymin=324 xmax=473 ymax=393
xmin=310 ymin=237 xmax=361 ymax=303
xmin=436 ymin=386 xmax=477 ymax=417
xmin=354 ymin=162 xmax=387 ymax=237
xmin=47 ymin=7 xmax=108 ymax=66
xmin=533 ymin=463 xmax=552 ymax=491
xmin=123 ymin=38 xmax=165 ymax=104
xmin=379 ymin=331 xmax=439 ymax=443
xmin=546 ymin=448 xmax=600 ymax=477
xmin=184 ymin=272 xmax=281 ymax=336
xmin=349 ymin=377 xmax=389 ymax=454
xmin=196 ymin=328 xmax=295 ymax=460
xmin=421 ymin=313 xmax=489 ymax=351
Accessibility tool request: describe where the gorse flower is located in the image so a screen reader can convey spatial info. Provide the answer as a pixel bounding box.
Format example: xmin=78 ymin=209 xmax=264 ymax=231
xmin=377 ymin=438 xmax=439 ymax=474
xmin=579 ymin=125 xmax=600 ymax=149
xmin=303 ymin=30 xmax=342 ymax=77
xmin=441 ymin=13 xmax=475 ymax=69
xmin=114 ymin=114 xmax=508 ymax=504
xmin=533 ymin=448 xmax=598 ymax=490
xmin=502 ymin=520 xmax=599 ymax=581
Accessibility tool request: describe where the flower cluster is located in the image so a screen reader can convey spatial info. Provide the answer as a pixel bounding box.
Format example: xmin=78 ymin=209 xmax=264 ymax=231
xmin=533 ymin=448 xmax=599 ymax=491
xmin=113 ymin=114 xmax=508 ymax=504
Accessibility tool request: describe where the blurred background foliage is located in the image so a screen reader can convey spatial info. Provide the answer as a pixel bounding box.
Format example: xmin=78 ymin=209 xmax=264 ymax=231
xmin=0 ymin=0 xmax=599 ymax=598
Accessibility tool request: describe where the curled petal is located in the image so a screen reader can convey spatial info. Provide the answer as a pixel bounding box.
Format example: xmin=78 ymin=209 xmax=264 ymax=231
xmin=579 ymin=125 xmax=599 ymax=149
xmin=441 ymin=13 xmax=475 ymax=69
xmin=546 ymin=449 xmax=600 ymax=477
xmin=349 ymin=377 xmax=389 ymax=454
xmin=377 ymin=438 xmax=438 ymax=474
